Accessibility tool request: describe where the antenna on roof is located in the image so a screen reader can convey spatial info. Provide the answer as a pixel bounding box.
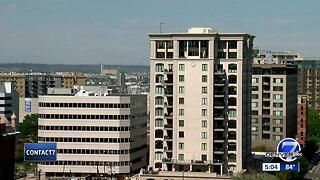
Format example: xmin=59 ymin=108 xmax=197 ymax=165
xmin=160 ymin=22 xmax=165 ymax=33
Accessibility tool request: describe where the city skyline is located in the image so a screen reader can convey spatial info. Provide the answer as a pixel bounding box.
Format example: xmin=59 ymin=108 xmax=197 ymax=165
xmin=0 ymin=0 xmax=320 ymax=65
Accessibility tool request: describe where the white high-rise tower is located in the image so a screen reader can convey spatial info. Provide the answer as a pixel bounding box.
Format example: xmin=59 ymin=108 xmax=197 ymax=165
xmin=149 ymin=27 xmax=255 ymax=174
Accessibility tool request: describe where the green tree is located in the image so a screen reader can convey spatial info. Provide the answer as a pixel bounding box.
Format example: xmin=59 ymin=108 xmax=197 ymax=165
xmin=307 ymin=109 xmax=320 ymax=143
xmin=302 ymin=138 xmax=319 ymax=161
xmin=19 ymin=114 xmax=38 ymax=142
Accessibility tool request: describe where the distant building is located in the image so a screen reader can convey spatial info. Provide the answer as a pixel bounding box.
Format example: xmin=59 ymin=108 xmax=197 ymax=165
xmin=100 ymin=65 xmax=119 ymax=77
xmin=38 ymin=90 xmax=148 ymax=178
xmin=297 ymin=95 xmax=308 ymax=147
xmin=292 ymin=58 xmax=320 ymax=110
xmin=117 ymin=72 xmax=126 ymax=86
xmin=18 ymin=98 xmax=38 ymax=123
xmin=0 ymin=73 xmax=86 ymax=98
xmin=251 ymin=62 xmax=298 ymax=151
xmin=0 ymin=73 xmax=25 ymax=97
xmin=0 ymin=73 xmax=85 ymax=121
xmin=253 ymin=49 xmax=302 ymax=65
xmin=0 ymin=82 xmax=19 ymax=124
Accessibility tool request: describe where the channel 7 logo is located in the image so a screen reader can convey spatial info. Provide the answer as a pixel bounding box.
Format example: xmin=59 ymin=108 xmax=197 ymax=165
xmin=277 ymin=138 xmax=302 ymax=162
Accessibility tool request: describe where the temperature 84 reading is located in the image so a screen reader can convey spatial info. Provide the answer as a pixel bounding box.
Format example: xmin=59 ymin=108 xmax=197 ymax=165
xmin=280 ymin=162 xmax=300 ymax=172
xmin=286 ymin=164 xmax=296 ymax=170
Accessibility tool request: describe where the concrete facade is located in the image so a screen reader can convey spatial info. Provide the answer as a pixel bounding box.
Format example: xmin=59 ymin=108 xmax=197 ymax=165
xmin=149 ymin=27 xmax=255 ymax=174
xmin=37 ymin=92 xmax=148 ymax=178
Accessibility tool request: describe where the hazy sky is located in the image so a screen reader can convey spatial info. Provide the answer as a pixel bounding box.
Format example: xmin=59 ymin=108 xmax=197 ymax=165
xmin=0 ymin=0 xmax=319 ymax=65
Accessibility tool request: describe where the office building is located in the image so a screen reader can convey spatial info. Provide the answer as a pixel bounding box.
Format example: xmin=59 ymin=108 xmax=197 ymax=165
xmin=149 ymin=27 xmax=255 ymax=174
xmin=0 ymin=73 xmax=25 ymax=97
xmin=297 ymin=95 xmax=308 ymax=147
xmin=251 ymin=62 xmax=298 ymax=151
xmin=37 ymin=90 xmax=148 ymax=178
xmin=293 ymin=58 xmax=320 ymax=110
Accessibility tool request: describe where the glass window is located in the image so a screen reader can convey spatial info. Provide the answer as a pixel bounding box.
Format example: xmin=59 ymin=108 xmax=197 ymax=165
xmin=202 ymin=75 xmax=208 ymax=82
xmin=179 ymin=75 xmax=185 ymax=82
xmin=252 ymin=78 xmax=259 ymax=83
xmin=252 ymin=102 xmax=258 ymax=108
xmin=201 ymin=109 xmax=208 ymax=116
xmin=155 ymin=97 xmax=164 ymax=105
xmin=252 ymin=118 xmax=258 ymax=123
xmin=202 ymin=87 xmax=208 ymax=94
xmin=228 ymin=97 xmax=237 ymax=106
xmin=155 ymin=75 xmax=164 ymax=83
xmin=155 ymin=119 xmax=163 ymax=127
xmin=155 ymin=152 xmax=163 ymax=161
xmin=156 ymin=52 xmax=165 ymax=58
xmin=273 ymin=78 xmax=283 ymax=83
xmin=179 ymin=131 xmax=184 ymax=138
xmin=179 ymin=64 xmax=185 ymax=71
xmin=201 ymin=143 xmax=208 ymax=150
xmin=273 ymin=86 xmax=283 ymax=91
xmin=273 ymin=119 xmax=283 ymax=124
xmin=228 ymin=109 xmax=237 ymax=118
xmin=228 ymin=64 xmax=237 ymax=73
xmin=273 ymin=127 xmax=283 ymax=132
xmin=252 ymin=135 xmax=258 ymax=140
xmin=252 ymin=94 xmax=259 ymax=99
xmin=228 ymin=41 xmax=237 ymax=49
xmin=201 ymin=98 xmax=208 ymax=105
xmin=179 ymin=98 xmax=184 ymax=105
xmin=273 ymin=135 xmax=282 ymax=140
xmin=202 ymin=64 xmax=208 ymax=71
xmin=273 ymin=111 xmax=283 ymax=116
xmin=155 ymin=108 xmax=164 ymax=116
xmin=273 ymin=94 xmax=283 ymax=100
xmin=201 ymin=120 xmax=207 ymax=128
xmin=228 ymin=52 xmax=237 ymax=59
xmin=178 ymin=120 xmax=184 ymax=127
xmin=155 ymin=64 xmax=164 ymax=72
xmin=179 ymin=86 xmax=185 ymax=94
xmin=252 ymin=126 xmax=258 ymax=132
xmin=179 ymin=109 xmax=184 ymax=116
xmin=228 ymin=131 xmax=236 ymax=140
xmin=178 ymin=143 xmax=184 ymax=150
xmin=167 ymin=41 xmax=173 ymax=49
xmin=178 ymin=154 xmax=184 ymax=161
xmin=252 ymin=86 xmax=259 ymax=91
xmin=273 ymin=103 xmax=283 ymax=108
xmin=218 ymin=41 xmax=226 ymax=49
xmin=218 ymin=52 xmax=226 ymax=58
xmin=155 ymin=86 xmax=164 ymax=94
xmin=229 ymin=75 xmax=237 ymax=84
xmin=228 ymin=154 xmax=236 ymax=162
xmin=156 ymin=41 xmax=165 ymax=49
xmin=201 ymin=132 xmax=208 ymax=139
